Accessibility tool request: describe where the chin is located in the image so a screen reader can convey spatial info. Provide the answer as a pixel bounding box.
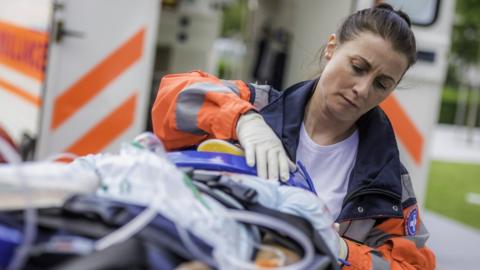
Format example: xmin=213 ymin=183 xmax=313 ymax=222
xmin=327 ymin=104 xmax=357 ymax=122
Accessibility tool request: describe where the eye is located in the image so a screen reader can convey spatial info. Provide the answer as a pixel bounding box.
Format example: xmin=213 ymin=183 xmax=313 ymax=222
xmin=374 ymin=80 xmax=387 ymax=91
xmin=351 ymin=64 xmax=364 ymax=74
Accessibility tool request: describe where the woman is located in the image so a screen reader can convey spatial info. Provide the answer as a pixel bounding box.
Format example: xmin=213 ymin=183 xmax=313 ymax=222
xmin=152 ymin=4 xmax=435 ymax=269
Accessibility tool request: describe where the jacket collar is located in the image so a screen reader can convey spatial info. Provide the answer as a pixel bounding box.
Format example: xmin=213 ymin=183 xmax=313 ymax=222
xmin=260 ymin=80 xmax=403 ymax=220
xmin=260 ymin=79 xmax=315 ymax=160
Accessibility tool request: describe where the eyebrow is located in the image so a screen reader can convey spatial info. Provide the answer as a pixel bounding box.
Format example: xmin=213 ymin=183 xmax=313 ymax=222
xmin=356 ymin=56 xmax=397 ymax=84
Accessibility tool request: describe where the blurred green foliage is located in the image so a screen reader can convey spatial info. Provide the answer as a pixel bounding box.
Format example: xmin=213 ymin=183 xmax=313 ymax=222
xmin=438 ymin=86 xmax=480 ymax=126
xmin=450 ymin=0 xmax=480 ymax=65
xmin=425 ymin=160 xmax=480 ymax=229
xmin=442 ymin=86 xmax=459 ymax=103
xmin=438 ymin=87 xmax=457 ymax=125
xmin=220 ymin=0 xmax=247 ymax=37
xmin=440 ymin=0 xmax=480 ymax=127
xmin=446 ymin=0 xmax=480 ymax=88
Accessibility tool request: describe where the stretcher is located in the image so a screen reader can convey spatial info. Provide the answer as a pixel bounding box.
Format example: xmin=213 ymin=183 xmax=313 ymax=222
xmin=0 ymin=135 xmax=339 ymax=270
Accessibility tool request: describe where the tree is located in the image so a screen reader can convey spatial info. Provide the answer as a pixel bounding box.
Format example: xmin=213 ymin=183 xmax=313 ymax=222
xmin=447 ymin=0 xmax=480 ymax=86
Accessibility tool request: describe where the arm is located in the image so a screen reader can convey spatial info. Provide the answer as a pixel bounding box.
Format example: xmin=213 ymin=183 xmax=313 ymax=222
xmin=151 ymin=70 xmax=255 ymax=150
xmin=343 ymin=204 xmax=435 ymax=270
xmin=151 ymin=70 xmax=294 ymax=180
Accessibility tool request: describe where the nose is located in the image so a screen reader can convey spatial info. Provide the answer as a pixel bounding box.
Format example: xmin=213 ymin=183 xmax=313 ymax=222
xmin=352 ymin=77 xmax=371 ymax=99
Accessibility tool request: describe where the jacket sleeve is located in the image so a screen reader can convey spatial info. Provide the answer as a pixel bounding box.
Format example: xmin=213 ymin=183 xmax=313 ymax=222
xmin=151 ymin=70 xmax=257 ymax=150
xmin=343 ymin=204 xmax=435 ymax=270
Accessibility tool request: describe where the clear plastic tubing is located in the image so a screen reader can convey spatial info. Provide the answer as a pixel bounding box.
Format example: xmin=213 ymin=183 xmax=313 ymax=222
xmin=222 ymin=209 xmax=315 ymax=270
xmin=7 ymin=165 xmax=37 ymax=270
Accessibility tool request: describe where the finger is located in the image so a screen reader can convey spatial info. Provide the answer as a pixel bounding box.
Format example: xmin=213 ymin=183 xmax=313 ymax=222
xmin=244 ymin=143 xmax=255 ymax=167
xmin=333 ymin=223 xmax=340 ymax=233
xmin=288 ymin=158 xmax=297 ymax=172
xmin=278 ymin=152 xmax=290 ymax=182
xmin=256 ymin=145 xmax=268 ymax=179
xmin=267 ymin=149 xmax=279 ymax=180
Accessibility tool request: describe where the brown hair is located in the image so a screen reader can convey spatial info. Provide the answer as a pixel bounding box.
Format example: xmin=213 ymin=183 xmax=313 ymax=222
xmin=312 ymin=3 xmax=416 ymax=78
xmin=338 ymin=3 xmax=416 ymax=67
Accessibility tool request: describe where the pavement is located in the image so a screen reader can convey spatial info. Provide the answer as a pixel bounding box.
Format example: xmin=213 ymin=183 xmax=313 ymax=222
xmin=423 ymin=124 xmax=480 ymax=270
xmin=423 ymin=211 xmax=480 ymax=270
xmin=430 ymin=124 xmax=480 ymax=163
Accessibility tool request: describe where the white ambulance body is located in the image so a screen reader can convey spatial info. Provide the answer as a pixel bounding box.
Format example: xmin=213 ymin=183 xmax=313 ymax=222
xmin=0 ymin=0 xmax=51 ymax=148
xmin=0 ymin=0 xmax=225 ymax=160
xmin=0 ymin=0 xmax=454 ymax=206
xmin=0 ymin=0 xmax=160 ymax=160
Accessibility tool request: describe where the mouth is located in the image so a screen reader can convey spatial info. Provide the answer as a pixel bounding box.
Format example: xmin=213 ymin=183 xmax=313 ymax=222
xmin=340 ymin=95 xmax=359 ymax=109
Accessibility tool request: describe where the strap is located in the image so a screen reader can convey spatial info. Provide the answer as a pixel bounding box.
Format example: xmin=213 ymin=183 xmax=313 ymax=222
xmin=62 ymin=195 xmax=213 ymax=258
xmin=7 ymin=207 xmax=113 ymax=238
xmin=6 ymin=196 xmax=210 ymax=266
xmin=371 ymin=252 xmax=391 ymax=270
xmin=339 ymin=219 xmax=376 ymax=243
xmin=52 ymin=238 xmax=146 ymax=270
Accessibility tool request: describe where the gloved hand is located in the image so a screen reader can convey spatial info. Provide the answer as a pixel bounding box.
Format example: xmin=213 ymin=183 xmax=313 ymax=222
xmin=334 ymin=223 xmax=349 ymax=263
xmin=236 ymin=111 xmax=296 ymax=181
xmin=337 ymin=234 xmax=348 ymax=262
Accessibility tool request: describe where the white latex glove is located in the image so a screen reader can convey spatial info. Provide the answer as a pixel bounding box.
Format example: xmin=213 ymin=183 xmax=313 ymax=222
xmin=236 ymin=112 xmax=296 ymax=181
xmin=334 ymin=223 xmax=349 ymax=262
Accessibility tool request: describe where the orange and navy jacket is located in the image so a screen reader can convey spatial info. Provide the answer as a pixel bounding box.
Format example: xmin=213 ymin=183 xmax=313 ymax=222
xmin=151 ymin=71 xmax=435 ymax=270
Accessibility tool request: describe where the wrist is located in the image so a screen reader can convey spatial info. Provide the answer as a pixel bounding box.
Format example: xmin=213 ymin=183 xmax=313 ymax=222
xmin=236 ymin=111 xmax=263 ymax=135
xmin=239 ymin=110 xmax=262 ymax=122
xmin=338 ymin=237 xmax=348 ymax=260
xmin=337 ymin=237 xmax=350 ymax=267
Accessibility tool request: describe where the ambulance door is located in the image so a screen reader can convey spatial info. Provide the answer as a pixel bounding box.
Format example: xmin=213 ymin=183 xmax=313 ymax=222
xmin=357 ymin=0 xmax=455 ymax=205
xmin=37 ymin=0 xmax=160 ymax=160
xmin=0 ymin=0 xmax=52 ymax=145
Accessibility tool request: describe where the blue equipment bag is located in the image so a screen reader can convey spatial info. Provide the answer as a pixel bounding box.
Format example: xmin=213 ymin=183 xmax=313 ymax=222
xmin=0 ymin=195 xmax=212 ymax=270
xmin=168 ymin=151 xmax=317 ymax=194
xmin=0 ymin=224 xmax=22 ymax=268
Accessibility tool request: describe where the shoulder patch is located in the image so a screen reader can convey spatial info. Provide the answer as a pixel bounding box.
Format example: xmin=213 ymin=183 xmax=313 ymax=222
xmin=405 ymin=207 xmax=418 ymax=236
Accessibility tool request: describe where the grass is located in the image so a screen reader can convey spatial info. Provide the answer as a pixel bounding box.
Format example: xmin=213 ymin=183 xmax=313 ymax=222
xmin=442 ymin=86 xmax=458 ymax=103
xmin=425 ymin=160 xmax=480 ymax=229
xmin=442 ymin=85 xmax=480 ymax=103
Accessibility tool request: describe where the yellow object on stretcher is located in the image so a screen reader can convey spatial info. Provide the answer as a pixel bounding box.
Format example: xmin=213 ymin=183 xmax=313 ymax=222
xmin=197 ymin=139 xmax=245 ymax=156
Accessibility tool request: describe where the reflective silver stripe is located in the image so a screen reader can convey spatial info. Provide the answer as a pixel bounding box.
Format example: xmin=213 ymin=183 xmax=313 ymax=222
xmin=365 ymin=220 xmax=430 ymax=248
xmin=221 ymin=80 xmax=240 ymax=96
xmin=250 ymin=83 xmax=271 ymax=110
xmin=371 ymin=252 xmax=391 ymax=270
xmin=406 ymin=221 xmax=430 ymax=248
xmin=364 ymin=227 xmax=391 ymax=248
xmin=401 ymin=173 xmax=415 ymax=203
xmin=176 ymin=82 xmax=232 ymax=134
xmin=338 ymin=221 xmax=350 ymax=235
xmin=340 ymin=219 xmax=375 ymax=243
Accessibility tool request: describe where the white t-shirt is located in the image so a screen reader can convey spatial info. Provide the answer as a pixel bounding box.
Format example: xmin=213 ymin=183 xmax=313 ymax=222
xmin=295 ymin=122 xmax=359 ymax=220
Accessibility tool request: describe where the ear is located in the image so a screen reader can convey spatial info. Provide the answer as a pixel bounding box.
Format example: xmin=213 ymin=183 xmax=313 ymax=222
xmin=325 ymin=34 xmax=337 ymax=61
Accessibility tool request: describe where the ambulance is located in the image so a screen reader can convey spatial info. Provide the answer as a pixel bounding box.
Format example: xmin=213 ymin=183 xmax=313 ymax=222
xmin=0 ymin=0 xmax=160 ymax=161
xmin=0 ymin=0 xmax=454 ymax=205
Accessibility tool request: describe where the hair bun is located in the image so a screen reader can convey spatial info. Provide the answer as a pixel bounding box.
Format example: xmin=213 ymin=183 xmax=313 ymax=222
xmin=376 ymin=3 xmax=394 ymax=11
xmin=395 ymin=10 xmax=412 ymax=27
xmin=375 ymin=3 xmax=412 ymax=28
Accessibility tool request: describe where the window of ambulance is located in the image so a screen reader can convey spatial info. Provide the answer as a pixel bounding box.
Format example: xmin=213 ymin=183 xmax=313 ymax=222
xmin=384 ymin=0 xmax=440 ymax=26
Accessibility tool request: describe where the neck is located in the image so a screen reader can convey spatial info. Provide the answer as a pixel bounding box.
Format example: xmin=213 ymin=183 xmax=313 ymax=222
xmin=304 ymin=85 xmax=357 ymax=146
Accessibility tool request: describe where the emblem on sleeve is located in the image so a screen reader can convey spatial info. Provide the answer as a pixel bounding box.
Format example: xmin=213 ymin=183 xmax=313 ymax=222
xmin=406 ymin=208 xmax=418 ymax=236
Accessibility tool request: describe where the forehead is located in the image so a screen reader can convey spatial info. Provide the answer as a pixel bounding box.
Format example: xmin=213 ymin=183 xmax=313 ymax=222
xmin=338 ymin=32 xmax=408 ymax=81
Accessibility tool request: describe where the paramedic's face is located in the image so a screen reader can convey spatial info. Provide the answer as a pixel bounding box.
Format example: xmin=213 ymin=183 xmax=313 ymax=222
xmin=317 ymin=32 xmax=408 ymax=122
